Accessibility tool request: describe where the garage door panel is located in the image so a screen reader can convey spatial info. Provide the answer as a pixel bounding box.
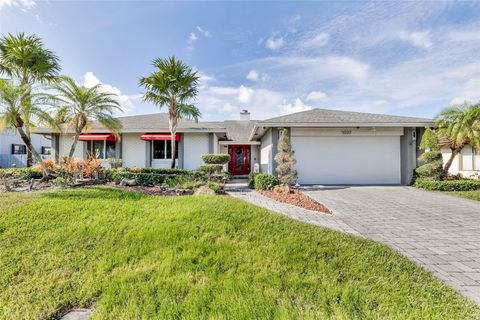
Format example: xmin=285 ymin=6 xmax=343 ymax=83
xmin=292 ymin=136 xmax=400 ymax=185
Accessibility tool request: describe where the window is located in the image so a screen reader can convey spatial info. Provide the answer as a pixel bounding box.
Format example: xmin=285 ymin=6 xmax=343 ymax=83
xmin=11 ymin=144 xmax=26 ymax=155
xmin=87 ymin=140 xmax=116 ymax=159
xmin=41 ymin=146 xmax=51 ymax=155
xmin=460 ymin=146 xmax=480 ymax=171
xmin=152 ymin=140 xmax=178 ymax=159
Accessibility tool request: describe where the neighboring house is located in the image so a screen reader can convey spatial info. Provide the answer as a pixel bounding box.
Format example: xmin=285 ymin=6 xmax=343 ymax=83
xmin=0 ymin=130 xmax=52 ymax=168
xmin=35 ymin=108 xmax=434 ymax=185
xmin=441 ymin=147 xmax=480 ymax=178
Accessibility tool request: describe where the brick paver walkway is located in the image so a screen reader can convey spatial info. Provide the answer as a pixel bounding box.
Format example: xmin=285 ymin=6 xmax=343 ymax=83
xmin=227 ymin=186 xmax=480 ymax=305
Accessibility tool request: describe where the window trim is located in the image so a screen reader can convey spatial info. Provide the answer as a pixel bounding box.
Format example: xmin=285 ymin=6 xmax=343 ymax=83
xmin=151 ymin=140 xmax=178 ymax=160
xmin=41 ymin=146 xmax=52 ymax=155
xmin=87 ymin=140 xmax=116 ymax=159
xmin=11 ymin=144 xmax=27 ymax=155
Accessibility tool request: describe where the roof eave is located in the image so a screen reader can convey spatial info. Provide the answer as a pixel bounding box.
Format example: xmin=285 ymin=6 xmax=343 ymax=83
xmin=256 ymin=122 xmax=435 ymax=128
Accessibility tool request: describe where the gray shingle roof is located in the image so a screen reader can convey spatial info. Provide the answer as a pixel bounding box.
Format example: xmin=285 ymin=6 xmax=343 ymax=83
xmin=261 ymin=108 xmax=433 ymax=125
xmin=223 ymin=120 xmax=258 ymax=141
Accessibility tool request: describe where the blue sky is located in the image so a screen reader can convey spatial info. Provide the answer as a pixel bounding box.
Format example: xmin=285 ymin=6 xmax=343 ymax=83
xmin=1 ymin=1 xmax=480 ymax=121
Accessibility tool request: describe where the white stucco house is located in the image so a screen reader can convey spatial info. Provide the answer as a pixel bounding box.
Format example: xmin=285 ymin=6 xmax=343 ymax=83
xmin=0 ymin=130 xmax=52 ymax=168
xmin=441 ymin=146 xmax=480 ymax=179
xmin=35 ymin=108 xmax=435 ymax=185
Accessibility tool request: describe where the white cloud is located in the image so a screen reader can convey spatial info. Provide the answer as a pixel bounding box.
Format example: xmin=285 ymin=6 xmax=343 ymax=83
xmin=278 ymin=98 xmax=312 ymax=115
xmin=450 ymin=78 xmax=480 ymax=105
xmin=288 ymin=14 xmax=301 ymax=32
xmin=306 ymin=91 xmax=328 ymax=102
xmin=302 ymin=32 xmax=330 ymax=48
xmin=186 ymin=32 xmax=197 ymax=50
xmin=398 ymin=31 xmax=432 ymax=48
xmin=0 ymin=0 xmax=35 ymax=11
xmin=265 ymin=36 xmax=284 ymax=51
xmin=83 ymin=72 xmax=136 ymax=115
xmin=246 ymin=69 xmax=259 ymax=81
xmin=196 ymin=26 xmax=211 ymax=37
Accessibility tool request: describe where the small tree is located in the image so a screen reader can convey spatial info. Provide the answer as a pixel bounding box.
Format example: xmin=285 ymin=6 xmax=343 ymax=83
xmin=419 ymin=128 xmax=438 ymax=151
xmin=414 ymin=128 xmax=444 ymax=182
xmin=274 ymin=128 xmax=297 ymax=187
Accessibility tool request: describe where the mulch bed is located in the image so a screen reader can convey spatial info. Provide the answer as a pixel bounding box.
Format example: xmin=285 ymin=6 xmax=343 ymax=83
xmin=257 ymin=189 xmax=331 ymax=214
xmin=112 ymin=184 xmax=194 ymax=196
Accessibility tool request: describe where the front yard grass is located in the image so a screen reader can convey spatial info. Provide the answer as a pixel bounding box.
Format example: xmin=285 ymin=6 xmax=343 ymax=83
xmin=447 ymin=190 xmax=480 ymax=201
xmin=0 ymin=187 xmax=478 ymax=319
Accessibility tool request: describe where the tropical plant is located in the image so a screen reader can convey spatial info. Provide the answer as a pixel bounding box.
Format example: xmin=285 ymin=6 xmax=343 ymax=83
xmin=0 ymin=32 xmax=60 ymax=166
xmin=274 ymin=128 xmax=297 ymax=187
xmin=0 ymin=79 xmax=56 ymax=176
xmin=52 ymin=76 xmax=122 ymax=160
xmin=139 ymin=56 xmax=201 ymax=168
xmin=419 ymin=128 xmax=438 ymax=151
xmin=435 ymin=103 xmax=480 ymax=173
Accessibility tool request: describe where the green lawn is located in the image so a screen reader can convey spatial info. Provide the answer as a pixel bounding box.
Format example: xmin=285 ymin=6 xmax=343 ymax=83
xmin=448 ymin=190 xmax=480 ymax=201
xmin=0 ymin=187 xmax=478 ymax=319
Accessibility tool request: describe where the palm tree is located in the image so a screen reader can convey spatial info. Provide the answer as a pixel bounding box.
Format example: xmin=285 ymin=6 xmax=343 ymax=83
xmin=436 ymin=102 xmax=480 ymax=173
xmin=0 ymin=33 xmax=60 ymax=166
xmin=0 ymin=79 xmax=56 ymax=176
xmin=139 ymin=56 xmax=201 ymax=168
xmin=52 ymin=76 xmax=123 ymax=160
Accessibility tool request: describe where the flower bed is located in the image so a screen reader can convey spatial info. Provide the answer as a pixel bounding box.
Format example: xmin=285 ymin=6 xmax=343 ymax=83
xmin=258 ymin=189 xmax=331 ymax=214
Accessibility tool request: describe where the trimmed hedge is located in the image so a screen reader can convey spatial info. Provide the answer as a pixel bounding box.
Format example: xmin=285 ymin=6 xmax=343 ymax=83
xmin=419 ymin=151 xmax=442 ymax=163
xmin=201 ymin=154 xmax=230 ymax=164
xmin=0 ymin=167 xmax=43 ymax=179
xmin=414 ymin=179 xmax=480 ymax=191
xmin=414 ymin=160 xmax=444 ymax=181
xmin=119 ymin=168 xmax=189 ymax=174
xmin=199 ymin=164 xmax=224 ymax=174
xmin=248 ymin=172 xmax=258 ymax=189
xmin=254 ymin=173 xmax=279 ymax=190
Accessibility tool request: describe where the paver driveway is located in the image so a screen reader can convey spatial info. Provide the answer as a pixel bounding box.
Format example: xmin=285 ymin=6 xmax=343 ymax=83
xmin=228 ymin=186 xmax=480 ymax=305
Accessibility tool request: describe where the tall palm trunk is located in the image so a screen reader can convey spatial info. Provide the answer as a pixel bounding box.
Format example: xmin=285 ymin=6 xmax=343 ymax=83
xmin=17 ymin=126 xmax=49 ymax=177
xmin=443 ymin=143 xmax=466 ymax=174
xmin=25 ymin=127 xmax=33 ymax=167
xmin=169 ymin=117 xmax=177 ymax=169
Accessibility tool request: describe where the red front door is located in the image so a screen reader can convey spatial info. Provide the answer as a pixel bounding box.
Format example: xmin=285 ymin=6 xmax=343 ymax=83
xmin=228 ymin=145 xmax=251 ymax=175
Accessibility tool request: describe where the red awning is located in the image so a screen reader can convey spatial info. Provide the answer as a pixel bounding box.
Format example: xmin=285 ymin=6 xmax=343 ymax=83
xmin=140 ymin=133 xmax=181 ymax=141
xmin=78 ymin=134 xmax=117 ymax=141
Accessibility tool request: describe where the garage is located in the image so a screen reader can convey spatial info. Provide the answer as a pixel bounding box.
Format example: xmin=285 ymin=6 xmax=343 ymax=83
xmin=292 ymin=131 xmax=401 ymax=185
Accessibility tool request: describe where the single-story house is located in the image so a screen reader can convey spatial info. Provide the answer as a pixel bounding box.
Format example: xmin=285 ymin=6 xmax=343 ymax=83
xmin=35 ymin=108 xmax=435 ymax=185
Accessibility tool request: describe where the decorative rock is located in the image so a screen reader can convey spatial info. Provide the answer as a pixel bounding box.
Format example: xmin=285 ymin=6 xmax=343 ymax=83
xmin=194 ymin=185 xmax=216 ymax=195
xmin=120 ymin=178 xmax=137 ymax=186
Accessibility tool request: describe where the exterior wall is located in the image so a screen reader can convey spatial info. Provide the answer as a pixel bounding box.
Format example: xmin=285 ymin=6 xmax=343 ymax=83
xmin=260 ymin=128 xmax=273 ymax=174
xmin=251 ymin=145 xmax=260 ymax=172
xmin=122 ymin=133 xmax=147 ymax=168
xmin=59 ymin=133 xmax=86 ymax=159
xmin=183 ymin=133 xmax=210 ymax=170
xmin=400 ymin=127 xmax=417 ymax=185
xmin=0 ymin=131 xmax=52 ymax=168
xmin=290 ymin=127 xmax=403 ymax=185
xmin=442 ymin=146 xmax=480 ymax=178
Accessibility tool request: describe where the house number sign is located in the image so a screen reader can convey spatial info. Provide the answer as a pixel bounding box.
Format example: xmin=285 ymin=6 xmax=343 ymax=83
xmin=341 ymin=130 xmax=352 ymax=135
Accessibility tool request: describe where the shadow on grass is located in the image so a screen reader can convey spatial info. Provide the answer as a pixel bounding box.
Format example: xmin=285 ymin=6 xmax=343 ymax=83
xmin=42 ymin=186 xmax=148 ymax=201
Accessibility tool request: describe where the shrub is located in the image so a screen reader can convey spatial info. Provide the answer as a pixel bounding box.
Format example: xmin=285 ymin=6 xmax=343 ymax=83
xmin=80 ymin=155 xmax=103 ymax=179
xmin=107 ymin=158 xmax=123 ymax=168
xmin=201 ymin=154 xmax=231 ymax=165
xmin=199 ymin=164 xmax=224 ymax=174
xmin=414 ymin=179 xmax=480 ymax=191
xmin=248 ymin=172 xmax=259 ymax=189
xmin=35 ymin=159 xmax=59 ymax=175
xmin=0 ymin=167 xmax=43 ymax=179
xmin=254 ymin=173 xmax=279 ymax=190
xmin=124 ymin=168 xmax=188 ymax=175
xmin=274 ymin=128 xmax=297 ymax=186
xmin=207 ymin=181 xmax=222 ymax=193
xmin=420 ymin=151 xmax=442 ymax=163
xmin=415 ymin=160 xmax=444 ymax=181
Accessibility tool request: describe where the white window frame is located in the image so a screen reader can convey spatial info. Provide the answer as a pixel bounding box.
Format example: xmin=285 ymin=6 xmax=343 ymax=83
xmin=88 ymin=140 xmax=116 ymax=160
xmin=459 ymin=146 xmax=480 ymax=171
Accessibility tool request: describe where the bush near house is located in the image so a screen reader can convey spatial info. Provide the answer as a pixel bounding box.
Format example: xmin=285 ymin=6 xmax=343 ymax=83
xmin=414 ymin=151 xmax=444 ymax=182
xmin=0 ymin=167 xmax=43 ymax=179
xmin=414 ymin=179 xmax=480 ymax=191
xmin=104 ymin=168 xmax=209 ymax=187
xmin=254 ymin=173 xmax=279 ymax=190
xmin=201 ymin=154 xmax=231 ymax=164
xmin=248 ymin=172 xmax=259 ymax=189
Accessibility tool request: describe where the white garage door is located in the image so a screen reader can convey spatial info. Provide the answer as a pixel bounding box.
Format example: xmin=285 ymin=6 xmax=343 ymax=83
xmin=292 ymin=135 xmax=401 ymax=185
